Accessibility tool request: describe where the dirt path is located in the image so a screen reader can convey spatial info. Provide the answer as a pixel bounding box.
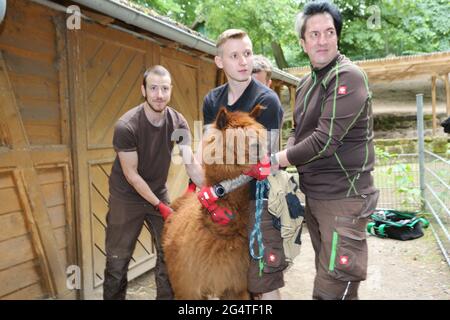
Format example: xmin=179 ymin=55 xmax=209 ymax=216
xmin=125 ymin=225 xmax=449 ymax=300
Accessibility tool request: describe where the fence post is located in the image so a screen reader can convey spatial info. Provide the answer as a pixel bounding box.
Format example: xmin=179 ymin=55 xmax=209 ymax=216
xmin=416 ymin=94 xmax=425 ymax=210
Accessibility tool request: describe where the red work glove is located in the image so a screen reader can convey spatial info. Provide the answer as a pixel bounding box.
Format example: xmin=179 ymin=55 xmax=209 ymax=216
xmin=197 ymin=186 xmax=219 ymax=209
xmin=156 ymin=202 xmax=173 ymax=221
xmin=243 ymin=155 xmax=271 ymax=180
xmin=184 ymin=179 xmax=197 ymax=195
xmin=208 ymin=204 xmax=235 ymax=225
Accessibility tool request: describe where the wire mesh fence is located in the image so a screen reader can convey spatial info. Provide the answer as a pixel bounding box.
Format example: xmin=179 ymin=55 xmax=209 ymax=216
xmin=374 ymin=153 xmax=421 ymax=212
xmin=422 ymin=150 xmax=450 ymax=265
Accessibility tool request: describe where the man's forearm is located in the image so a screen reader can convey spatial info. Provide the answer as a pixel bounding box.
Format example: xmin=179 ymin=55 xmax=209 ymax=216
xmin=125 ymin=173 xmax=160 ymax=206
xmin=186 ymin=162 xmax=204 ymax=187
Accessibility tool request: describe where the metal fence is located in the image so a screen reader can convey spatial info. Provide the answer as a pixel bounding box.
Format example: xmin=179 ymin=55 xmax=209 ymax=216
xmin=374 ymin=153 xmax=421 ymax=212
xmin=372 ymin=95 xmax=449 ymax=267
xmin=417 ymin=94 xmax=450 ymax=267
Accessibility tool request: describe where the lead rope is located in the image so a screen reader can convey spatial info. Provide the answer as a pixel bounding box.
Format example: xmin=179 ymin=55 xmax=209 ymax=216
xmin=249 ymin=179 xmax=268 ymax=276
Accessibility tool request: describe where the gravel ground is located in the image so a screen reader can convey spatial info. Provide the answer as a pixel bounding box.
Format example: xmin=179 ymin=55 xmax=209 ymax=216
xmin=124 ymin=224 xmax=449 ymax=300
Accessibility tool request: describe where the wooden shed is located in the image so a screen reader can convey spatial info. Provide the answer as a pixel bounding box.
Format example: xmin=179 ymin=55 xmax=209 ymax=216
xmin=0 ymin=0 xmax=299 ymax=299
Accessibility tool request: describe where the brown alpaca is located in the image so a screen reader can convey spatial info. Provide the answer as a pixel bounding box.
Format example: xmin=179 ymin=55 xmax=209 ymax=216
xmin=162 ymin=106 xmax=266 ymax=300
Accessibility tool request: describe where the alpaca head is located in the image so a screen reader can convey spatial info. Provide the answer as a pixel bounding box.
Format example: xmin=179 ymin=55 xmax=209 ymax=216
xmin=202 ymin=105 xmax=267 ymax=185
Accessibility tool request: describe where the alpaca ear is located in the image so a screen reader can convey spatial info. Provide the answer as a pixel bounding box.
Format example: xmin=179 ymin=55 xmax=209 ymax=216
xmin=249 ymin=104 xmax=266 ymax=119
xmin=215 ymin=107 xmax=229 ymax=130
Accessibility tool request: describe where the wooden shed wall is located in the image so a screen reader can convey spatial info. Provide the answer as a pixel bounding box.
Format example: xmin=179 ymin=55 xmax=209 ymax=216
xmin=0 ymin=0 xmax=75 ymax=299
xmin=0 ymin=0 xmax=219 ymax=299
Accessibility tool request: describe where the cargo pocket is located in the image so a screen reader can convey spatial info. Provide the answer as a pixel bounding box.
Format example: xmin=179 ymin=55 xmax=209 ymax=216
xmin=328 ymin=217 xmax=368 ymax=282
xmin=260 ymin=220 xmax=289 ymax=274
xmin=263 ymin=244 xmax=288 ymax=273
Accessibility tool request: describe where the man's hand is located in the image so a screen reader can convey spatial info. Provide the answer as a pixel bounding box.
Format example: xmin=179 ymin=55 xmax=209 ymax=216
xmin=244 ymin=155 xmax=271 ymax=180
xmin=197 ymin=186 xmax=218 ymax=209
xmin=156 ymin=202 xmax=173 ymax=220
xmin=184 ymin=179 xmax=197 ymax=195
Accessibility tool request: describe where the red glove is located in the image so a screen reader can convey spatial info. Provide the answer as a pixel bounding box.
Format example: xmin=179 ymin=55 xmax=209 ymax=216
xmin=208 ymin=204 xmax=235 ymax=225
xmin=157 ymin=202 xmax=173 ymax=220
xmin=244 ymin=155 xmax=271 ymax=180
xmin=197 ymin=186 xmax=218 ymax=209
xmin=184 ymin=180 xmax=197 ymax=195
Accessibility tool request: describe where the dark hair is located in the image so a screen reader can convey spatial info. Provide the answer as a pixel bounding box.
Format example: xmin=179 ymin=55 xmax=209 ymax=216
xmin=295 ymin=1 xmax=343 ymax=40
xmin=142 ymin=65 xmax=171 ymax=88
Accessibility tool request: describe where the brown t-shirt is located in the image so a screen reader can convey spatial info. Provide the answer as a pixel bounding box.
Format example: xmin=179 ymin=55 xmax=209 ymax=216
xmin=109 ymin=104 xmax=191 ymax=202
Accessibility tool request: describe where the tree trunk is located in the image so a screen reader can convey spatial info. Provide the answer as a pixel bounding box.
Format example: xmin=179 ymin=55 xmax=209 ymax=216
xmin=271 ymin=41 xmax=289 ymax=69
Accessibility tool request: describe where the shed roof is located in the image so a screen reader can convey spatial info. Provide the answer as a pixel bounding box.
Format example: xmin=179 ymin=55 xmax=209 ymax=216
xmin=284 ymin=51 xmax=450 ymax=83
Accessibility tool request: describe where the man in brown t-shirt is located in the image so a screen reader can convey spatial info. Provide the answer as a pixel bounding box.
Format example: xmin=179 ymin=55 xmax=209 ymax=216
xmin=104 ymin=65 xmax=203 ymax=300
xmin=273 ymin=2 xmax=379 ymax=299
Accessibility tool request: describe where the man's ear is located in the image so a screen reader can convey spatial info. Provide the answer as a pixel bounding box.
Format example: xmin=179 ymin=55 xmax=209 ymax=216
xmin=214 ymin=55 xmax=224 ymax=69
xmin=300 ymin=38 xmax=306 ymax=53
xmin=268 ymin=79 xmax=272 ymax=88
xmin=141 ymin=84 xmax=146 ymax=98
xmin=215 ymin=107 xmax=229 ymax=130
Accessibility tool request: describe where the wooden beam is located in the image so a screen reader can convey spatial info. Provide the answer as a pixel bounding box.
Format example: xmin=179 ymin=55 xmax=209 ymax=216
xmin=12 ymin=169 xmax=56 ymax=297
xmin=444 ymin=73 xmax=450 ymax=116
xmin=431 ymin=75 xmax=437 ymax=135
xmin=66 ymin=27 xmax=95 ymax=299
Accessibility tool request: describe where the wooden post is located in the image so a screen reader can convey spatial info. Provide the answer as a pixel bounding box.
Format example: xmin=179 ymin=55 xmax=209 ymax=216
xmin=290 ymin=86 xmax=296 ymax=128
xmin=444 ymin=73 xmax=450 ymax=116
xmin=431 ymin=75 xmax=437 ymax=135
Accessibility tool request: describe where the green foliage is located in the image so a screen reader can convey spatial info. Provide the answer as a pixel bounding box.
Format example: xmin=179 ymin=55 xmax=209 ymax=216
xmin=131 ymin=0 xmax=450 ymax=67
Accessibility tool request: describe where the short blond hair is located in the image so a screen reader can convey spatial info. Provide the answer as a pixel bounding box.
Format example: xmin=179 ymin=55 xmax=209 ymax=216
xmin=216 ymin=29 xmax=248 ymax=55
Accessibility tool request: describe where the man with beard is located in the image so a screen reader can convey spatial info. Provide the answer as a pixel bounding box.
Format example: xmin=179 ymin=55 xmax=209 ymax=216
xmin=104 ymin=65 xmax=203 ymax=300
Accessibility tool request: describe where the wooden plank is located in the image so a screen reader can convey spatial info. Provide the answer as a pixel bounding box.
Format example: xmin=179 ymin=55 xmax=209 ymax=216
xmin=444 ymin=73 xmax=450 ymax=116
xmin=87 ymin=46 xmax=140 ymax=124
xmin=53 ymin=226 xmax=67 ymax=250
xmin=53 ymin=15 xmax=70 ymax=145
xmin=88 ymin=53 xmax=145 ymax=146
xmin=0 ymin=52 xmax=29 ymax=148
xmin=84 ymin=39 xmax=121 ymax=98
xmin=1 ymin=282 xmax=46 ymax=300
xmin=48 ymin=205 xmax=66 ymax=229
xmin=61 ymin=164 xmax=76 ymax=266
xmin=100 ymin=163 xmax=113 ymax=178
xmin=0 ymin=187 xmax=22 ymax=215
xmin=37 ymin=167 xmax=64 ymax=185
xmin=67 ymin=26 xmax=96 ymax=298
xmin=0 ymin=172 xmax=15 ymax=189
xmin=1 ymin=49 xmax=66 ymax=297
xmin=431 ymin=75 xmax=437 ymax=135
xmin=0 ymin=234 xmax=35 ymax=270
xmin=0 ymin=211 xmax=28 ymax=242
xmin=91 ymin=186 xmax=109 ymax=226
xmin=0 ymin=260 xmax=41 ymax=298
xmin=3 ymin=51 xmax=58 ymax=82
xmin=90 ymin=165 xmax=110 ymax=201
xmin=13 ymin=170 xmax=57 ymax=296
xmin=40 ymin=182 xmax=65 ymax=208
xmin=95 ymin=74 xmax=143 ymax=148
